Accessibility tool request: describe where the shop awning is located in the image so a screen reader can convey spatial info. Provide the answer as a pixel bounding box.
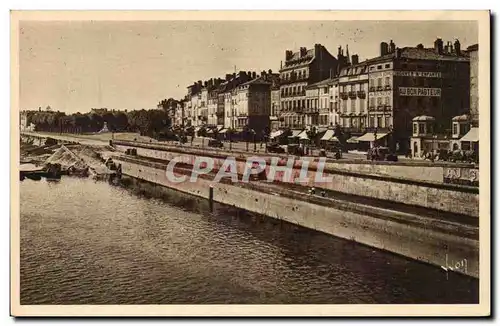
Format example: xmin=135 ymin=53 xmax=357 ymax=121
xmin=460 ymin=127 xmax=479 ymax=142
xmin=346 ymin=136 xmax=359 ymax=144
xmin=357 ymin=132 xmax=389 ymax=142
xmin=320 ymin=130 xmax=335 ymax=141
xmin=219 ymin=128 xmax=228 ymax=134
xmin=298 ymin=130 xmax=309 ymax=140
xmin=288 ymin=130 xmax=302 ymax=138
xmin=270 ymin=130 xmax=284 ymax=139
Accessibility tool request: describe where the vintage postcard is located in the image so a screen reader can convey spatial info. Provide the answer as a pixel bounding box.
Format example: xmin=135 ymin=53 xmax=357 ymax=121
xmin=11 ymin=10 xmax=490 ymax=317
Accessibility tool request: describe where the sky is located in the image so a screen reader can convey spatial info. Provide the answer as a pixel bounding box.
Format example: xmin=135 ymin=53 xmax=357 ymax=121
xmin=19 ymin=20 xmax=478 ymax=113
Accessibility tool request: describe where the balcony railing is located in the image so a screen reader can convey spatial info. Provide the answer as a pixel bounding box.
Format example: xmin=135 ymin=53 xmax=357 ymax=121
xmin=357 ymin=90 xmax=366 ymax=99
xmin=348 ymin=91 xmax=357 ymax=99
xmin=340 ymin=92 xmax=348 ymax=100
xmin=377 ymin=105 xmax=385 ymax=111
xmin=368 ymin=106 xmax=376 ymax=111
xmin=384 ymin=85 xmax=392 ymax=90
xmin=369 ymin=86 xmax=376 ymax=92
xmin=384 ymin=105 xmax=392 ymax=112
xmin=376 ymin=86 xmax=384 ymax=91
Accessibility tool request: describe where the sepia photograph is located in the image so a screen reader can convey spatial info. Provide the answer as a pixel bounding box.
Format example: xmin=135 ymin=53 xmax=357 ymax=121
xmin=10 ymin=10 xmax=490 ymax=317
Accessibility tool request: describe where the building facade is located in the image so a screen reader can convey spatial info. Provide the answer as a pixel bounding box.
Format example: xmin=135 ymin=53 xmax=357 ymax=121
xmin=363 ymin=38 xmax=470 ymax=151
xmin=338 ymin=57 xmax=369 ymax=136
xmin=467 ymin=44 xmax=479 ymax=127
xmin=279 ymin=44 xmax=343 ymax=130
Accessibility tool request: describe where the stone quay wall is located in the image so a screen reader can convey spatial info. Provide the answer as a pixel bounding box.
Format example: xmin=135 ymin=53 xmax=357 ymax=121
xmin=113 ymin=156 xmax=479 ymax=278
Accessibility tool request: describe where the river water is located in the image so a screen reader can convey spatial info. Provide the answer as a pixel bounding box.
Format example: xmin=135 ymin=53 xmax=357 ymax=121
xmin=20 ymin=177 xmax=479 ymax=304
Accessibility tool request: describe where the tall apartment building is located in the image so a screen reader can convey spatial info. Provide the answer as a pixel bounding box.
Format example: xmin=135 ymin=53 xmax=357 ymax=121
xmin=360 ymin=39 xmax=470 ymax=151
xmin=329 ymin=78 xmax=339 ymax=127
xmin=270 ymin=76 xmax=281 ymax=131
xmin=338 ymin=55 xmax=369 ymax=136
xmin=279 ymin=44 xmax=344 ymax=129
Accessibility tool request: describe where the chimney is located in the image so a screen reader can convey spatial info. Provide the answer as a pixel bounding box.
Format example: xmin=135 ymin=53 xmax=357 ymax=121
xmin=389 ymin=40 xmax=396 ymax=53
xmin=380 ymin=42 xmax=389 ymax=56
xmin=232 ymin=73 xmax=236 ymax=79
xmin=261 ymin=70 xmax=266 ymax=78
xmin=434 ymin=38 xmax=443 ymax=54
xmin=225 ymin=74 xmax=232 ymax=81
xmin=268 ymin=69 xmax=272 ymax=74
xmin=351 ymin=54 xmax=359 ymax=65
xmin=416 ymin=43 xmax=424 ymax=50
xmin=252 ymin=72 xmax=257 ymax=79
xmin=285 ymin=50 xmax=293 ymax=61
xmin=300 ymin=47 xmax=307 ymax=57
xmin=338 ymin=45 xmax=342 ymax=57
xmin=314 ymin=44 xmax=322 ymax=57
xmin=454 ymin=39 xmax=461 ymax=56
xmin=395 ymin=47 xmax=401 ymax=59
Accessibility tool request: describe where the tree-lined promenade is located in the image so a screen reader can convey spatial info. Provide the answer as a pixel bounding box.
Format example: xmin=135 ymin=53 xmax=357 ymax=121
xmin=22 ymin=107 xmax=173 ymax=138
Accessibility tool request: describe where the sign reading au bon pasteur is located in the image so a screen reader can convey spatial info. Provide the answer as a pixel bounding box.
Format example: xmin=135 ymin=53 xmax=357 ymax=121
xmin=394 ymin=71 xmax=442 ymax=78
xmin=399 ymin=87 xmax=441 ymax=97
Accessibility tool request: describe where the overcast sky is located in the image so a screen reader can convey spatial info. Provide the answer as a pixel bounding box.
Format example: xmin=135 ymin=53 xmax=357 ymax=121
xmin=19 ymin=20 xmax=478 ymax=113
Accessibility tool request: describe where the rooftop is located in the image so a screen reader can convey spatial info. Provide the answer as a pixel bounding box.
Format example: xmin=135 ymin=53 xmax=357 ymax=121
xmin=365 ymin=47 xmax=470 ymax=64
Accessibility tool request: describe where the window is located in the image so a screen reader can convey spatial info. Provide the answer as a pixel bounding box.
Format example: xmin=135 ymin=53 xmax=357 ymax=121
xmin=342 ymin=100 xmax=347 ymax=112
xmin=385 ymin=97 xmax=390 ymax=105
xmin=323 ymin=87 xmax=328 ymax=94
xmin=385 ymin=64 xmax=390 ymax=68
xmin=377 ymin=65 xmax=382 ymax=70
xmin=413 ymin=123 xmax=417 ymax=134
xmin=385 ymin=76 xmax=391 ymax=86
xmin=385 ymin=116 xmax=391 ymax=128
xmin=419 ymin=124 xmax=425 ymax=134
xmin=369 ymin=98 xmax=375 ymax=107
xmin=377 ymin=116 xmax=383 ymax=128
xmin=370 ymin=116 xmax=375 ymax=127
xmin=377 ymin=97 xmax=383 ymax=105
xmin=370 ymin=67 xmax=375 ymax=71
xmin=350 ymin=99 xmax=356 ymax=112
xmin=315 ymin=99 xmax=319 ymax=108
xmin=350 ymin=85 xmax=355 ymax=91
xmin=359 ymin=100 xmax=365 ymax=112
xmin=453 ymin=123 xmax=458 ymax=135
xmin=377 ymin=78 xmax=382 ymax=86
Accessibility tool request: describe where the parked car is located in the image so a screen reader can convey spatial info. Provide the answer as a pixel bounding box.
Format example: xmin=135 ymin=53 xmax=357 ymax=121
xmin=367 ymin=146 xmax=396 ymax=161
xmin=207 ymin=139 xmax=223 ymax=148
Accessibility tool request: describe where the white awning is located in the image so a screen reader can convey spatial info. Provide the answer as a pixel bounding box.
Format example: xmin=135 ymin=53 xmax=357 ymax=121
xmin=270 ymin=130 xmax=284 ymax=139
xmin=320 ymin=130 xmax=335 ymax=141
xmin=460 ymin=127 xmax=479 ymax=142
xmin=298 ymin=130 xmax=309 ymax=140
xmin=347 ymin=136 xmax=359 ymax=144
xmin=357 ymin=132 xmax=389 ymax=142
xmin=288 ymin=130 xmax=302 ymax=137
xmin=219 ymin=128 xmax=228 ymax=134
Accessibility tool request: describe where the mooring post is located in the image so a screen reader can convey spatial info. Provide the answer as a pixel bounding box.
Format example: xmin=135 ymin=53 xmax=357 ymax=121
xmin=209 ymin=185 xmax=214 ymax=212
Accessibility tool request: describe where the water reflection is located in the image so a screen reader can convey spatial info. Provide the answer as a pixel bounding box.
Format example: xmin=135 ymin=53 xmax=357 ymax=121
xmin=20 ymin=177 xmax=479 ymax=304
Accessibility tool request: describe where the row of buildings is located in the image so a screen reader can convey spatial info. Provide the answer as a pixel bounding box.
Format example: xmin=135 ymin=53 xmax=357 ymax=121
xmin=166 ymin=38 xmax=479 ymax=153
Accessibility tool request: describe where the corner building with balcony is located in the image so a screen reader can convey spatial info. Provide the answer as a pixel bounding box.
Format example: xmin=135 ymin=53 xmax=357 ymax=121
xmin=362 ymin=39 xmax=470 ymax=152
xmin=279 ymin=44 xmax=342 ymax=130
